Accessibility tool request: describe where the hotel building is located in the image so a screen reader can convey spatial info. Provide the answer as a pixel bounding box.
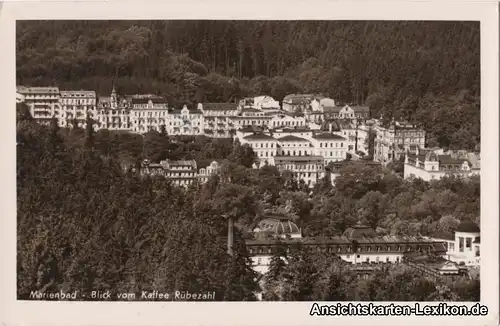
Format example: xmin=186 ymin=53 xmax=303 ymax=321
xmin=372 ymin=119 xmax=426 ymax=163
xmin=96 ymin=87 xmax=132 ymax=131
xmin=59 ymin=90 xmax=97 ymax=129
xmin=246 ymin=220 xmax=451 ymax=276
xmin=129 ymin=96 xmax=169 ymax=133
xmin=168 ymin=105 xmax=204 ymax=136
xmin=140 ymin=159 xmax=220 ymax=187
xmin=17 ymin=86 xmax=60 ymax=126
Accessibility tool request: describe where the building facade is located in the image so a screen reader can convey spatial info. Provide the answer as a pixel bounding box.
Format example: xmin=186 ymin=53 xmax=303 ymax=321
xmin=404 ymin=147 xmax=480 ymax=181
xmin=59 ymin=90 xmax=97 ymax=129
xmin=246 ymin=223 xmax=449 ymax=275
xmin=17 ymin=86 xmax=60 ymax=126
xmin=130 ymin=96 xmax=169 ymax=133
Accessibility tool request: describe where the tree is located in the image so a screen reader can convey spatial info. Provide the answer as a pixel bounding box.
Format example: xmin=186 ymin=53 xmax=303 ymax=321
xmin=357 ymin=191 xmax=389 ymax=229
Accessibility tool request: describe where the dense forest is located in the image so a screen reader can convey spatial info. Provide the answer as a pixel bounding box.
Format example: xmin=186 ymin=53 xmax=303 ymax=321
xmin=17 ymin=104 xmax=480 ymax=301
xmin=16 ymin=20 xmax=480 ymax=150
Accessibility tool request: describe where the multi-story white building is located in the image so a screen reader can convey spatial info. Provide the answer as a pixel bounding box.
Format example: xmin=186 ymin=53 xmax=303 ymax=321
xmin=140 ymin=159 xmax=220 ymax=187
xmin=240 ymin=133 xmax=279 ymax=160
xmin=59 ymin=90 xmax=97 ymax=129
xmin=271 ymin=155 xmax=326 ymax=187
xmin=276 ymin=135 xmax=314 ymax=157
xmin=96 ymin=87 xmax=132 ymax=131
xmin=311 ymin=133 xmax=349 ymax=164
xmin=168 ymin=105 xmax=204 ymax=136
xmin=17 ymin=86 xmax=60 ymax=126
xmin=140 ymin=159 xmax=198 ymax=187
xmin=246 ymin=222 xmax=449 ymax=276
xmin=404 ymin=147 xmax=480 ymax=181
xmin=130 ymin=96 xmax=168 ymax=133
xmin=199 ymin=103 xmax=239 ymax=138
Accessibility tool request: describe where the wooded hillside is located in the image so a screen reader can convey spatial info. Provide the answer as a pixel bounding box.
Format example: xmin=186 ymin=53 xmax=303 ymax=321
xmin=16 ymin=20 xmax=480 ymax=150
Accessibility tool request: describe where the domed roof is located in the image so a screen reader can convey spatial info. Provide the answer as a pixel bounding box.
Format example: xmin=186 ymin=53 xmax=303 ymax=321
xmin=320 ymin=120 xmax=341 ymax=132
xmin=456 ymin=221 xmax=480 ymax=233
xmin=344 ymin=224 xmax=377 ymax=239
xmin=255 ymin=217 xmax=300 ymax=236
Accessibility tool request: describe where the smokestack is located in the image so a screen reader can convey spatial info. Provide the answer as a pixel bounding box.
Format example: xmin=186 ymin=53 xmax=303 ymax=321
xmin=227 ymin=217 xmax=234 ymax=256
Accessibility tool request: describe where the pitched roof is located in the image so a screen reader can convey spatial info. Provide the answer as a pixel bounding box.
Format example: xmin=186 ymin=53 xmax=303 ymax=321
xmin=282 ymin=94 xmax=315 ymax=104
xmin=429 ymin=231 xmax=455 ymax=241
xmin=278 ymin=135 xmax=309 ymax=142
xmin=243 ymin=133 xmax=276 ymax=141
xmin=312 ymin=133 xmax=346 ymax=140
xmin=273 ymin=156 xmax=325 ymax=163
xmin=438 ymin=155 xmax=465 ymax=165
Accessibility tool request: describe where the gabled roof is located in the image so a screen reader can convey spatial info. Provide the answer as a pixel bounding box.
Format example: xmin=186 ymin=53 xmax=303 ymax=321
xmin=273 ymin=156 xmax=325 ymax=163
xmin=429 ymin=231 xmax=455 ymax=241
xmin=278 ymin=135 xmax=309 ymax=142
xmin=312 ymin=133 xmax=346 ymax=140
xmin=438 ymin=155 xmax=465 ymax=165
xmin=243 ymin=133 xmax=276 ymax=141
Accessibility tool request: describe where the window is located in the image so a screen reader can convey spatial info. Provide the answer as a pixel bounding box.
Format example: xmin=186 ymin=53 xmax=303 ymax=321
xmin=459 ymin=237 xmax=464 ymax=252
xmin=466 ymin=238 xmax=472 ymax=251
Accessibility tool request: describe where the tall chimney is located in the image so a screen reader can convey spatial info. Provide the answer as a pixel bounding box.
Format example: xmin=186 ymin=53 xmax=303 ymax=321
xmin=227 ymin=217 xmax=234 ymax=256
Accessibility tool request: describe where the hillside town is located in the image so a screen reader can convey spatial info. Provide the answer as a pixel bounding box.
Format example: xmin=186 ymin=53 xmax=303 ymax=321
xmin=17 ymin=85 xmax=480 ymax=188
xmin=17 ymin=84 xmax=481 ymax=291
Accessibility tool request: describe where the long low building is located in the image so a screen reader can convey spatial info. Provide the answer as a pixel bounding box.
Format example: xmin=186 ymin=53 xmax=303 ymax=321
xmin=245 ymin=218 xmax=452 ymax=275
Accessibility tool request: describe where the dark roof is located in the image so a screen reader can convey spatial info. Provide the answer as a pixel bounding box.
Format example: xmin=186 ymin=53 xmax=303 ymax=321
xmin=320 ymin=121 xmax=341 ymax=132
xmin=243 ymin=133 xmax=276 ymax=141
xmin=344 ymin=225 xmax=377 ymax=239
xmin=456 ymin=221 xmax=480 ymax=233
xmin=241 ymin=108 xmax=261 ymax=113
xmin=312 ymin=133 xmax=346 ymax=140
xmin=282 ymin=94 xmax=314 ymax=104
xmin=272 ymin=127 xmax=312 ymax=133
xmin=202 ymin=103 xmax=238 ymax=110
xmin=256 ymin=218 xmax=300 ymax=235
xmin=278 ymin=135 xmax=309 ymax=142
xmin=274 ymin=155 xmax=324 ymax=163
xmin=438 ymin=155 xmax=465 ymax=165
xmin=350 ymin=106 xmax=370 ymax=112
xmin=430 ymin=231 xmax=455 ymax=241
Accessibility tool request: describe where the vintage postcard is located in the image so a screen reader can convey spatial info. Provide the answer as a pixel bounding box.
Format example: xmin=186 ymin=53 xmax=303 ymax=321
xmin=1 ymin=0 xmax=498 ymax=326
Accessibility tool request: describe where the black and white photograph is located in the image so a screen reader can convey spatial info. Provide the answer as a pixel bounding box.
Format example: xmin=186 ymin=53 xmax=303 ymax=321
xmin=2 ymin=0 xmax=499 ymax=325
